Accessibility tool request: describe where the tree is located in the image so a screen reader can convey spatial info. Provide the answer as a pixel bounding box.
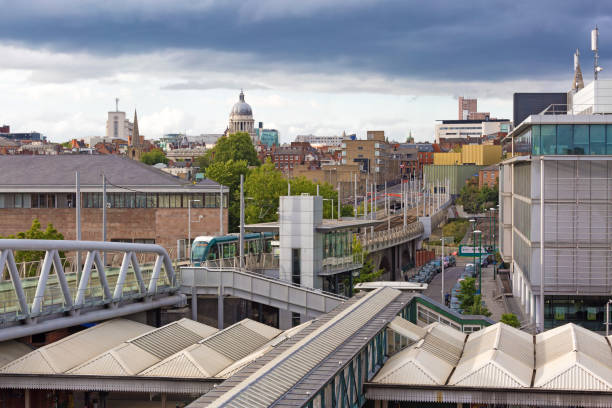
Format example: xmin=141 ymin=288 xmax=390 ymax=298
xmin=466 ymin=294 xmax=492 ymax=317
xmin=351 ymin=235 xmax=383 ymax=286
xmin=457 ymin=277 xmax=477 ymax=311
xmin=140 ymin=149 xmax=168 ymax=165
xmin=500 ymin=313 xmax=520 ymax=328
xmin=205 ymin=160 xmax=250 ymax=232
xmin=288 ymin=177 xmax=352 ymax=219
xmin=193 ymin=154 xmax=210 ymax=171
xmin=244 ymin=161 xmax=287 ymax=224
xmin=205 ymin=132 xmax=260 ymax=166
xmin=457 ymin=179 xmax=499 ymax=214
xmin=1 ymin=219 xmax=65 ymax=277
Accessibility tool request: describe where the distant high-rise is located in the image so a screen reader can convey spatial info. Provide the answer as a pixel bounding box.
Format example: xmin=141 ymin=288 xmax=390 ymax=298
xmin=105 ymin=99 xmax=133 ymax=142
xmin=458 ymin=97 xmax=477 ymax=120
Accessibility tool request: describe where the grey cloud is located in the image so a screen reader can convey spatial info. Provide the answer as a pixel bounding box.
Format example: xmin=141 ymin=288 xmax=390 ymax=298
xmin=161 ymin=80 xmax=269 ymax=91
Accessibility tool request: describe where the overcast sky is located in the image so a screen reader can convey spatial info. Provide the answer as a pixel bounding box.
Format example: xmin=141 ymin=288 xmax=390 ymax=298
xmin=0 ymin=0 xmax=609 ymax=143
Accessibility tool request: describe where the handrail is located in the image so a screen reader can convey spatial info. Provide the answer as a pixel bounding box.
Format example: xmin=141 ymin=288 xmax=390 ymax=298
xmin=189 ymin=266 xmax=347 ymax=301
xmin=0 ymin=239 xmax=177 ymax=320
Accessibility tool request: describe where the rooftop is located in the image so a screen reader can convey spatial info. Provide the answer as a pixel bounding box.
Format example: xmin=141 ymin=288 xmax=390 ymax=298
xmin=245 ymin=218 xmax=382 ymax=233
xmin=369 ymin=319 xmax=612 ymax=393
xmin=0 ymin=155 xmax=227 ymax=192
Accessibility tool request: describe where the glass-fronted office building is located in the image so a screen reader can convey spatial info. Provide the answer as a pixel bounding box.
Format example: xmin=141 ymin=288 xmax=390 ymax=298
xmin=500 ymin=114 xmax=612 ymax=332
xmin=514 ymin=123 xmax=612 ymax=155
xmin=256 ymin=128 xmax=279 ymax=148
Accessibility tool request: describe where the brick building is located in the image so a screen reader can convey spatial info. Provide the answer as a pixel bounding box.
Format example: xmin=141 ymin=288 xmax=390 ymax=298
xmin=0 ymin=155 xmax=228 ymax=251
xmin=259 ymin=142 xmax=321 ymax=175
xmin=478 ymin=164 xmax=499 ymax=188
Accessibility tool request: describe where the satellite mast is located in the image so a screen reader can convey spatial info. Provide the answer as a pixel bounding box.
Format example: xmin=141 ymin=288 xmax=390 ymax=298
xmin=592 ymin=26 xmax=602 ymax=80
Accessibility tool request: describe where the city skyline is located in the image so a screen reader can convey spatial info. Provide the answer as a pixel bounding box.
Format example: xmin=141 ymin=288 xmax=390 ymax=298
xmin=0 ymin=0 xmax=609 ymax=142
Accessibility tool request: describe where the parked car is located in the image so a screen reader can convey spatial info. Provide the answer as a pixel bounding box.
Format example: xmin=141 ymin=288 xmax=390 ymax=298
xmin=444 ymin=255 xmax=456 ymax=267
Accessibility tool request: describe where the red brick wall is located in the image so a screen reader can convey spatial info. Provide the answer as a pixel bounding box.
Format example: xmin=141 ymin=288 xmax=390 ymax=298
xmin=0 ymin=207 xmax=228 ymax=251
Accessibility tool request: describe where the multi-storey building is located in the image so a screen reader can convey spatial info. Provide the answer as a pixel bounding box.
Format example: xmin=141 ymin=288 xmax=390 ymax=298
xmin=435 ymin=119 xmax=513 ymax=144
xmin=0 ymin=155 xmax=228 ymax=251
xmin=500 ymin=105 xmax=612 ymax=331
xmin=478 ymin=164 xmax=499 ymax=188
xmin=256 ymin=123 xmax=279 ymax=148
xmin=106 ymin=106 xmax=133 ymax=142
xmin=294 ymin=134 xmax=349 ymax=147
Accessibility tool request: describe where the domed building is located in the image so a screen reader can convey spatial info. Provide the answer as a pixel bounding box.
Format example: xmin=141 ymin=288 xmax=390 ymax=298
xmin=227 ymin=90 xmax=258 ymax=144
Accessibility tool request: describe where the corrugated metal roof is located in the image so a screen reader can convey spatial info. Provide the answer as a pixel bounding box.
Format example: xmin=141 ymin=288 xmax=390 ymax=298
xmin=141 ymin=319 xmax=283 ymax=379
xmin=200 ymin=319 xmax=281 ymax=362
xmin=206 ymin=287 xmax=401 ymax=408
xmin=449 ymin=323 xmax=533 ymax=388
xmin=388 ymin=316 xmax=427 ymax=343
xmin=534 ymin=323 xmax=612 ymax=390
xmin=0 ymin=341 xmax=32 ymax=367
xmin=67 ymin=318 xmax=217 ymax=376
xmin=142 ymin=344 xmax=233 ymax=378
xmin=0 ymin=319 xmax=152 ymax=374
xmin=130 ymin=318 xmax=217 ymax=360
xmin=373 ymin=340 xmax=454 ymax=385
xmin=215 ymin=321 xmax=312 ymax=379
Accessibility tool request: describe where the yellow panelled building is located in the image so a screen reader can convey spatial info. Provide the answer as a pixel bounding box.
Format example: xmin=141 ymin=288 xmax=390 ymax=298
xmin=433 ymin=145 xmax=502 ymax=166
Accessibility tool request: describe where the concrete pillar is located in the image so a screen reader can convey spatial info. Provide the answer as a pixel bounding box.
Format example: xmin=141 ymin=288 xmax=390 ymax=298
xmin=278 ymin=309 xmax=293 ymax=330
xmin=524 ymin=287 xmax=530 ymax=315
xmin=529 ymin=293 xmax=536 ymax=323
xmin=161 ymin=392 xmax=167 ymax=408
xmin=25 ymin=389 xmax=31 ymax=408
xmin=191 ymin=287 xmax=197 ymax=321
xmin=217 ymin=285 xmax=224 ymax=330
xmin=535 ymin=294 xmax=543 ymax=330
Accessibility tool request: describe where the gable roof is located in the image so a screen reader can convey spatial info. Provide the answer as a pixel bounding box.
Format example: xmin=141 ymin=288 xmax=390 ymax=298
xmin=68 ymin=318 xmax=218 ymax=376
xmin=0 ymin=319 xmax=153 ymax=374
xmin=0 ymin=155 xmax=225 ymax=192
xmin=141 ymin=319 xmax=282 ymax=379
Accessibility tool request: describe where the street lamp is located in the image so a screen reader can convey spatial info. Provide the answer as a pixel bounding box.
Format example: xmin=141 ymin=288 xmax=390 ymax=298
xmin=440 ymin=236 xmax=453 ymax=305
xmin=489 ymin=207 xmax=497 ymax=252
xmin=469 ymin=218 xmax=476 ymax=276
xmin=474 ymin=230 xmax=482 ymax=294
xmin=188 ymin=199 xmax=201 ymax=260
xmin=606 ymin=299 xmax=612 ymax=336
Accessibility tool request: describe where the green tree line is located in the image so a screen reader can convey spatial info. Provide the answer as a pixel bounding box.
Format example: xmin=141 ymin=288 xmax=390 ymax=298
xmin=197 ymin=132 xmax=352 ymax=232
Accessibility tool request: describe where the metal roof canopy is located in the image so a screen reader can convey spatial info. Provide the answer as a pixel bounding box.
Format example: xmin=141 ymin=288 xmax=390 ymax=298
xmin=192 ymin=288 xmax=411 ymax=408
xmin=365 ymin=383 xmax=612 ymax=407
xmin=355 ymin=281 xmax=428 ymax=291
xmin=245 ymin=218 xmax=382 ymax=233
xmin=0 ymin=373 xmax=222 ymax=394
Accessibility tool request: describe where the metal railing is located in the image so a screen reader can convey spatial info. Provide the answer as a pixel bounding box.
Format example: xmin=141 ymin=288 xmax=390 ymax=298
xmin=360 ymin=222 xmax=424 ymax=252
xmin=0 ymin=239 xmax=178 ymax=323
xmin=539 ymin=103 xmax=612 ymax=116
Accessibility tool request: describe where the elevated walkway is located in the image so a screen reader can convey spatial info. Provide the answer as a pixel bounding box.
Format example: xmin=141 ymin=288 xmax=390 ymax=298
xmin=0 ymin=239 xmax=185 ymax=342
xmin=180 ymin=266 xmax=347 ymax=320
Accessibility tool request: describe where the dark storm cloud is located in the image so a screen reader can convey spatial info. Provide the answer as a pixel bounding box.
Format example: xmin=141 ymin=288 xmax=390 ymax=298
xmin=1 ymin=0 xmax=611 ymax=82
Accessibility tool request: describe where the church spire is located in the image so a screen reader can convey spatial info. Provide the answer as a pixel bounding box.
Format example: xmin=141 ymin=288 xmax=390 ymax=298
xmin=572 ymin=48 xmax=584 ymax=91
xmin=239 ymin=89 xmax=245 ymax=102
xmin=132 ymin=110 xmax=140 ymax=147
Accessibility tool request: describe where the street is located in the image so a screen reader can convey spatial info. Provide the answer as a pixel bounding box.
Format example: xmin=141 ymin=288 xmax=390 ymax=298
xmin=423 ymin=265 xmax=464 ymax=305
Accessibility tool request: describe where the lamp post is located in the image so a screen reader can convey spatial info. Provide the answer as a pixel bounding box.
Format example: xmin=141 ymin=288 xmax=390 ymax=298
xmin=606 ymin=299 xmax=612 ymax=336
xmin=469 ymin=218 xmax=476 ymax=275
xmin=188 ymin=199 xmax=201 ymax=260
xmin=440 ymin=236 xmax=452 ymax=304
xmin=474 ymin=230 xmax=482 ymax=294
